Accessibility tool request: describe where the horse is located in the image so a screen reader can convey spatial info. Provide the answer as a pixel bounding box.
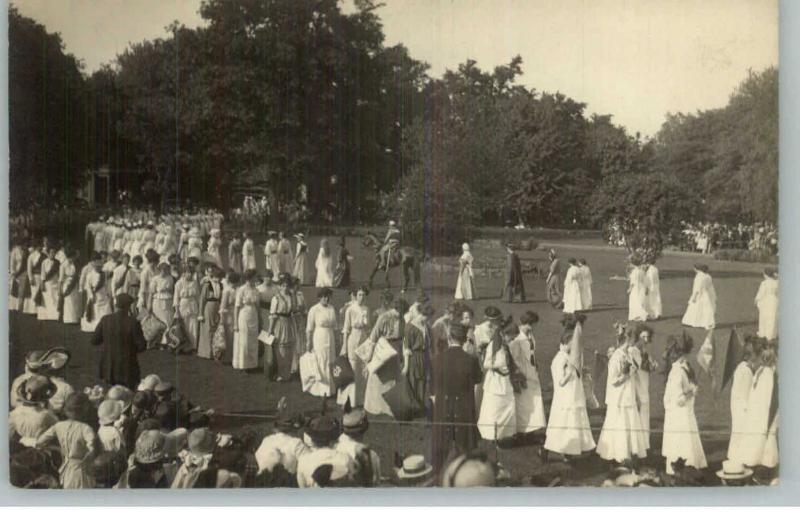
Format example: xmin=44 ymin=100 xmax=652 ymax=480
xmin=361 ymin=232 xmax=421 ymax=292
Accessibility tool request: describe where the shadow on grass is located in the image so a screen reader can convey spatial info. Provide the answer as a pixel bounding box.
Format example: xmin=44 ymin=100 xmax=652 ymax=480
xmin=660 ymin=269 xmax=763 ymax=280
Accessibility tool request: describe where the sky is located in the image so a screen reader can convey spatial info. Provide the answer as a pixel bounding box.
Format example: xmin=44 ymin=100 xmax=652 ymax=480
xmin=11 ymin=0 xmax=778 ymax=136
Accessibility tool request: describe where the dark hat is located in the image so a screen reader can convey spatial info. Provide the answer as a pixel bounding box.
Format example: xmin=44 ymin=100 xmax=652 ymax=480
xmin=115 ymin=293 xmax=134 ymax=310
xmin=132 ymin=390 xmax=154 ymax=412
xmin=484 ymin=306 xmax=502 ymax=320
xmin=448 ymin=322 xmax=469 ymax=343
xmin=341 ymin=399 xmax=369 ymax=435
xmin=17 ymin=374 xmax=57 ymax=405
xmin=304 ymin=401 xmax=340 ymax=446
xmin=419 ymin=304 xmax=435 ymax=317
xmin=92 ymin=451 xmax=126 ymax=486
xmin=154 ymin=381 xmax=174 ymax=394
xmin=275 ymin=397 xmax=305 ymax=432
xmin=63 ymin=392 xmax=93 ymax=422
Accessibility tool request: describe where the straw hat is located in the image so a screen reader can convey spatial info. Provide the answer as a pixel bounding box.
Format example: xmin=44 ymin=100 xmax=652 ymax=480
xmin=97 ymin=399 xmax=124 ymax=426
xmin=134 ymin=430 xmax=166 ymax=464
xmin=395 ymin=455 xmax=433 ymax=480
xmin=188 ymin=428 xmax=216 ymax=457
xmin=137 ymin=374 xmax=162 ymax=392
xmin=107 ymin=385 xmax=134 ymax=412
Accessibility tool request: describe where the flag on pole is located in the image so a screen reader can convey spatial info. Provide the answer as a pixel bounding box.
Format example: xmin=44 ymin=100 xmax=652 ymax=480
xmin=718 ymin=327 xmax=744 ymax=393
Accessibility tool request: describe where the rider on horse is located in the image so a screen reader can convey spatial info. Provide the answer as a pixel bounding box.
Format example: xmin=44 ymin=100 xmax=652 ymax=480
xmin=379 ymin=220 xmax=401 ymax=270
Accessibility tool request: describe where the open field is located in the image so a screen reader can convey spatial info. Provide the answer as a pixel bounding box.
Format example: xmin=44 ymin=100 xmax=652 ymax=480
xmin=8 ymin=230 xmax=769 ymax=485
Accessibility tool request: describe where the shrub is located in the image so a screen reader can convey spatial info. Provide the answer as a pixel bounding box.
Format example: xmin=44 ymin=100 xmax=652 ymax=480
xmin=713 ymin=248 xmax=778 ymax=264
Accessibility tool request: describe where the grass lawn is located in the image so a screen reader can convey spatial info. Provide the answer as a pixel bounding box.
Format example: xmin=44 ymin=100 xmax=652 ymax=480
xmin=8 ymin=231 xmax=769 ymax=485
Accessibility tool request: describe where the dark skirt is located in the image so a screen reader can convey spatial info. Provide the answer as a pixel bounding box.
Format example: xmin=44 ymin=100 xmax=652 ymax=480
xmin=198 ymin=300 xmax=220 ymax=359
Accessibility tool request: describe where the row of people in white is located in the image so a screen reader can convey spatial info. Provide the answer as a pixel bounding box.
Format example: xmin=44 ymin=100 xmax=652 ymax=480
xmin=240 ymin=233 xmax=310 ymax=284
xmin=627 ymin=262 xmax=662 ymax=321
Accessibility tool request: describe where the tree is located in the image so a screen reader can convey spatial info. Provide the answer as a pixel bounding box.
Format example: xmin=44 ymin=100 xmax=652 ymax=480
xmin=590 ymin=172 xmax=696 ymax=261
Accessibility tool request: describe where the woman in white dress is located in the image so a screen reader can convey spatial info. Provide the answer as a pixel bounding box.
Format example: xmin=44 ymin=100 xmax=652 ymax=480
xmin=682 ymin=264 xmax=716 ymax=329
xmin=544 ymin=337 xmax=596 ymax=458
xmin=314 ymin=239 xmax=334 ymax=288
xmin=737 ymin=346 xmax=777 ymax=468
xmin=148 ymin=263 xmax=175 ymax=333
xmin=755 ymin=268 xmax=778 ymax=340
xmin=264 ymin=232 xmax=280 ymax=276
xmin=187 ymin=228 xmax=204 ymax=260
xmin=305 ymin=288 xmax=338 ymax=398
xmin=562 ymin=258 xmax=584 ymax=314
xmin=218 ymin=271 xmax=240 ymax=363
xmin=233 ymin=269 xmax=260 ymax=371
xmin=727 ymin=338 xmax=756 ymax=462
xmin=644 ymin=260 xmax=662 ymax=320
xmin=454 ymin=243 xmax=475 ymax=300
xmin=477 ymin=331 xmax=517 ymax=441
xmin=596 ymin=329 xmax=648 ymax=463
xmin=174 ymin=266 xmax=201 ymax=353
xmin=242 ymin=233 xmax=256 ymax=272
xmin=39 ymin=247 xmax=61 ymax=321
xmin=81 ymin=257 xmax=113 ymax=333
xmin=578 ymin=259 xmax=592 ymax=310
xmin=627 ymin=260 xmax=648 ymax=322
xmin=8 ymin=239 xmax=27 ymax=311
xmin=59 ymin=249 xmax=82 ymax=324
xmin=507 ymin=312 xmax=546 ymax=435
xmin=292 ymin=233 xmax=309 ymax=285
xmin=24 ymin=244 xmax=44 ymax=315
xmin=339 ymin=286 xmax=371 ymax=407
xmin=206 ymin=229 xmax=223 ymax=268
xmin=629 ymin=325 xmax=657 ymax=452
xmin=662 ymin=334 xmax=707 ymax=475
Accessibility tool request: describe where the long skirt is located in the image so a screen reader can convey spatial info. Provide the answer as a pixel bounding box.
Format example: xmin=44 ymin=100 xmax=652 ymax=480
xmin=151 ymin=298 xmax=175 ymax=329
xmin=197 ymin=300 xmax=220 ymax=359
xmin=544 ymin=406 xmax=596 ymax=456
xmin=477 ymin=389 xmax=517 ymax=441
xmin=81 ymin=294 xmax=112 ymax=333
xmin=61 ymin=288 xmax=83 ymax=324
xmin=308 ymin=328 xmax=336 ymax=397
xmin=220 ymin=310 xmax=236 ymax=364
xmin=364 ymin=341 xmax=402 ymax=417
xmin=596 ymin=405 xmax=648 ymax=462
xmin=639 ymin=401 xmax=651 ymax=450
xmin=757 ymin=296 xmax=779 ymax=340
xmin=546 ymin=275 xmax=563 ymax=308
xmin=336 ymin=327 xmax=368 ymax=407
xmin=23 ymin=280 xmax=39 ymax=315
xmin=61 ymin=458 xmax=95 ymax=489
xmin=39 ymin=279 xmax=60 ymax=321
xmin=230 ymin=252 xmax=243 ymax=274
xmin=177 ymin=299 xmax=199 ymax=352
xmin=272 ymin=317 xmax=296 ymax=381
xmin=762 ymin=414 xmax=779 ymax=468
xmin=233 ymin=305 xmax=259 ymax=370
xmin=9 ymin=274 xmax=27 ymax=311
xmin=662 ymin=403 xmax=707 ymax=474
xmin=681 ymin=294 xmax=715 ymax=329
xmin=293 ymin=254 xmax=307 ymax=285
xmin=515 ymin=376 xmax=546 ymax=434
xmin=291 ymin=313 xmax=307 ymax=374
xmin=454 ymin=270 xmax=474 ymax=300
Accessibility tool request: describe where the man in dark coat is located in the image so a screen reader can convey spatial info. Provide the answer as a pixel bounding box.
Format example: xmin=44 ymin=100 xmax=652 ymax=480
xmin=91 ymin=293 xmax=146 ymax=389
xmin=430 ymin=322 xmax=483 ymax=477
xmin=503 ymin=243 xmax=526 ymax=303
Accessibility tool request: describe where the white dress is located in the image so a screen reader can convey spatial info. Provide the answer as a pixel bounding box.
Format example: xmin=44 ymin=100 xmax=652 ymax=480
xmin=39 ymin=258 xmax=61 ymax=321
xmin=682 ymin=271 xmax=716 ymax=329
xmin=628 ymin=346 xmax=650 ymax=450
xmin=755 ymin=277 xmax=778 ymax=340
xmin=59 ymin=260 xmax=82 ymax=324
xmin=233 ymin=284 xmax=260 ymax=370
xmin=306 ymin=303 xmax=337 ymax=397
xmin=477 ymin=345 xmax=517 ymax=441
xmin=454 ymin=251 xmax=475 ymax=300
xmin=314 ymin=250 xmax=333 ymax=287
xmin=242 ymin=239 xmax=256 ymax=271
xmin=8 ymin=245 xmax=25 ymax=311
xmin=562 ymin=265 xmax=584 ymax=314
xmin=645 ymin=265 xmax=662 ymax=319
xmin=579 ymin=265 xmax=593 ymax=310
xmin=737 ymin=365 xmax=775 ymax=467
xmin=23 ymin=250 xmax=42 ymax=315
xmin=662 ymin=360 xmax=706 ymax=474
xmin=544 ymin=349 xmax=596 ymax=455
xmin=627 ymin=267 xmax=648 ymax=322
xmin=727 ymin=362 xmax=753 ymax=461
xmin=507 ymin=334 xmax=546 ymax=434
xmin=596 ymin=347 xmax=648 ymax=462
xmin=80 ymin=268 xmax=113 ymax=333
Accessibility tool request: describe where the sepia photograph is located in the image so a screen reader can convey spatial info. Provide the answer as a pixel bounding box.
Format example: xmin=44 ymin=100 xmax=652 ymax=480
xmin=5 ymin=0 xmax=779 ymax=492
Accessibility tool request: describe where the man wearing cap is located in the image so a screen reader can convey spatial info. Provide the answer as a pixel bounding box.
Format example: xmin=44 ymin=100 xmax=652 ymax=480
xmin=503 ymin=243 xmax=526 ymax=303
xmin=91 ymin=293 xmax=147 ymax=389
xmin=430 ymin=322 xmax=483 ymax=475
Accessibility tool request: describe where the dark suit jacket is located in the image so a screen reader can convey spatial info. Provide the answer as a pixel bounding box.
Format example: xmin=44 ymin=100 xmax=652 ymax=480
xmin=91 ymin=310 xmax=147 ymax=389
xmin=430 ymin=345 xmax=483 ymax=472
xmin=505 ymin=252 xmax=524 ymax=288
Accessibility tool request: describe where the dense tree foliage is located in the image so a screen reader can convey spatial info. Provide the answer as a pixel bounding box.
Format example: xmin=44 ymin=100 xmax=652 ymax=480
xmin=8 ymin=2 xmax=778 ymax=256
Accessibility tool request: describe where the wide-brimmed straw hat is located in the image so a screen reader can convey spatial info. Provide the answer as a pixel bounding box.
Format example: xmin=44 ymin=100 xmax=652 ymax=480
xmin=25 ymin=347 xmax=71 ymax=373
xmin=97 ymin=399 xmax=124 ymax=426
xmin=17 ymin=374 xmax=57 ymax=406
xmin=107 ymin=385 xmax=134 ymax=412
xmin=135 ymin=430 xmax=166 ymax=464
xmin=188 ymin=428 xmax=216 ymax=457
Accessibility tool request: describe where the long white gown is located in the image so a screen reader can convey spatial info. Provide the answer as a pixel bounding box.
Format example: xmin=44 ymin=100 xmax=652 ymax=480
xmin=39 ymin=258 xmax=61 ymax=321
xmin=306 ymin=303 xmax=337 ymax=397
xmin=562 ymin=265 xmax=584 ymax=314
xmin=628 ymin=346 xmax=650 ymax=450
xmin=737 ymin=365 xmax=775 ymax=467
xmin=59 ymin=260 xmax=82 ymax=324
xmin=578 ymin=265 xmax=593 ymax=310
xmin=454 ymin=251 xmax=475 ymax=300
xmin=477 ymin=345 xmax=517 ymax=441
xmin=596 ymin=346 xmax=648 ymax=462
xmin=682 ymin=271 xmax=716 ymax=329
xmin=627 ymin=266 xmax=648 ymax=322
xmin=507 ymin=333 xmax=546 ymax=434
xmin=645 ymin=265 xmax=662 ymax=319
xmin=80 ymin=268 xmax=112 ymax=333
xmin=544 ymin=349 xmax=596 ymax=455
xmin=314 ymin=250 xmax=334 ymax=287
xmin=242 ymin=238 xmax=256 ymax=272
xmin=662 ymin=360 xmax=706 ymax=474
xmin=755 ymin=277 xmax=778 ymax=340
xmin=727 ymin=361 xmax=753 ymax=461
xmin=233 ymin=284 xmax=259 ymax=370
